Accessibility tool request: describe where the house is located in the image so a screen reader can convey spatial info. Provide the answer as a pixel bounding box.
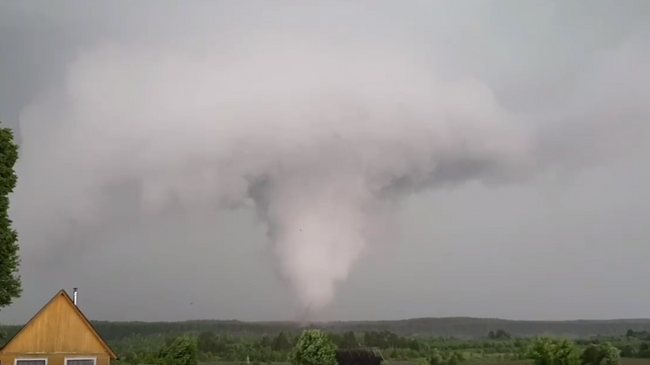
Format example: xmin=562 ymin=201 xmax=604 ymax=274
xmin=0 ymin=289 xmax=118 ymax=365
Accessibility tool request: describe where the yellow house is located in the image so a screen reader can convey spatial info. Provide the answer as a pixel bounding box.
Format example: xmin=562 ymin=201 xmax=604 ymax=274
xmin=0 ymin=290 xmax=118 ymax=365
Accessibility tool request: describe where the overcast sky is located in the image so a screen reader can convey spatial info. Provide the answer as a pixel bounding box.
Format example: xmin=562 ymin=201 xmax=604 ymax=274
xmin=1 ymin=0 xmax=650 ymax=325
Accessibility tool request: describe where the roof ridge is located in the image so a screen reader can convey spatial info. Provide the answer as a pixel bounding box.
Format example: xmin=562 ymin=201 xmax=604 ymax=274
xmin=0 ymin=289 xmax=118 ymax=360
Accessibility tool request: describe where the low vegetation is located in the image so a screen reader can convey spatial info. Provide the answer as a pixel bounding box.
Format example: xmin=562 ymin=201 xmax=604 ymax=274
xmin=3 ymin=320 xmax=650 ymax=365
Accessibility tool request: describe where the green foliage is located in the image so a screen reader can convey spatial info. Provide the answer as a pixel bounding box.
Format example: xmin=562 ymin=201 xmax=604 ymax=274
xmin=275 ymin=331 xmax=293 ymax=351
xmin=582 ymin=344 xmax=601 ymax=365
xmin=122 ymin=334 xmax=198 ymax=365
xmin=528 ymin=337 xmax=580 ymax=365
xmin=581 ymin=343 xmax=621 ymax=365
xmin=554 ymin=339 xmax=581 ymax=365
xmin=2 ymin=319 xmax=650 ymax=364
xmin=637 ymin=342 xmax=650 ymax=358
xmin=428 ymin=349 xmax=464 ymax=365
xmin=0 ymin=120 xmax=20 ymax=309
xmin=598 ymin=343 xmax=621 ymax=365
xmin=429 ymin=349 xmax=444 ymax=365
xmin=445 ymin=351 xmax=461 ymax=365
xmin=289 ymin=329 xmax=337 ymax=365
xmin=528 ymin=337 xmax=558 ymax=365
xmin=159 ymin=335 xmax=199 ymax=365
xmin=618 ymin=344 xmax=637 ymax=358
xmin=126 ymin=350 xmax=161 ymax=365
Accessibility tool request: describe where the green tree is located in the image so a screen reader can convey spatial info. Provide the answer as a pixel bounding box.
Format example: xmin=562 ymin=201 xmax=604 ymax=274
xmin=528 ymin=337 xmax=580 ymax=365
xmin=597 ymin=343 xmax=620 ymax=365
xmin=528 ymin=337 xmax=557 ymax=365
xmin=553 ymin=339 xmax=581 ymax=365
xmin=0 ymin=121 xmax=20 ymax=310
xmin=582 ymin=343 xmax=620 ymax=365
xmin=289 ymin=330 xmax=337 ymax=365
xmin=0 ymin=121 xmax=19 ymax=341
xmin=638 ymin=342 xmax=650 ymax=358
xmin=582 ymin=344 xmax=601 ymax=365
xmin=446 ymin=351 xmax=461 ymax=365
xmin=618 ymin=345 xmax=636 ymax=358
xmin=429 ymin=349 xmax=444 ymax=365
xmin=159 ymin=335 xmax=198 ymax=365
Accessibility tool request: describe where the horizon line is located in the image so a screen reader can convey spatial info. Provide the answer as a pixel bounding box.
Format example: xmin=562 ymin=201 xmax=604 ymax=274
xmin=76 ymin=316 xmax=650 ymax=325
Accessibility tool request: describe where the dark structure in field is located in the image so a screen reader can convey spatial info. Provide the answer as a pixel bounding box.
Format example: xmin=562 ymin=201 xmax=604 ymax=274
xmin=336 ymin=348 xmax=384 ymax=365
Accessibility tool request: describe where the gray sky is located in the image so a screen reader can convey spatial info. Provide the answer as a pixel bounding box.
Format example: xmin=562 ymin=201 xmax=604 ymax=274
xmin=1 ymin=0 xmax=650 ymax=325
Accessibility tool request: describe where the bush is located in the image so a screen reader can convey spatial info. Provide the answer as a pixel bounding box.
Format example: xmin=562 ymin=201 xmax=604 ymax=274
xmin=528 ymin=337 xmax=580 ymax=365
xmin=581 ymin=343 xmax=620 ymax=365
xmin=289 ymin=329 xmax=337 ymax=365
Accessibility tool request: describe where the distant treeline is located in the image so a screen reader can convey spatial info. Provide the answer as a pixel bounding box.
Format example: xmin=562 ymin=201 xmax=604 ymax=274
xmin=5 ymin=318 xmax=650 ymax=364
xmin=4 ymin=317 xmax=650 ymax=342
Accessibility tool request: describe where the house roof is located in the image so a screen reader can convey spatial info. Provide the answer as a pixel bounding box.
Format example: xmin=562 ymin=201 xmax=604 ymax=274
xmin=0 ymin=289 xmax=118 ymax=359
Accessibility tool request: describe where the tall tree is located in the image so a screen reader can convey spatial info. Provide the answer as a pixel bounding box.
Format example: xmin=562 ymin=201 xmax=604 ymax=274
xmin=0 ymin=119 xmax=20 ymax=310
xmin=159 ymin=335 xmax=198 ymax=365
xmin=289 ymin=330 xmax=337 ymax=365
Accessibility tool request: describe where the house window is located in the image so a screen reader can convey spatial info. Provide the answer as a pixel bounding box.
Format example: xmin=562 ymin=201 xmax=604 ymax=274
xmin=65 ymin=359 xmax=96 ymax=365
xmin=15 ymin=360 xmax=47 ymax=365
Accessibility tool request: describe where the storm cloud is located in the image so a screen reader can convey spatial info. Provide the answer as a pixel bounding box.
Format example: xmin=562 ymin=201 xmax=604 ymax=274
xmin=1 ymin=0 xmax=649 ymax=323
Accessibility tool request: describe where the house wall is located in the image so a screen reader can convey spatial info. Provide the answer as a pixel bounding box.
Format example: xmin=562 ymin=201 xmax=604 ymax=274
xmin=0 ymin=354 xmax=111 ymax=365
xmin=0 ymin=295 xmax=108 ymax=355
xmin=0 ymin=292 xmax=116 ymax=365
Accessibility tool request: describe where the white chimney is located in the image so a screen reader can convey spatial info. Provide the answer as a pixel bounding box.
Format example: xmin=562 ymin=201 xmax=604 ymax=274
xmin=73 ymin=288 xmax=78 ymax=305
